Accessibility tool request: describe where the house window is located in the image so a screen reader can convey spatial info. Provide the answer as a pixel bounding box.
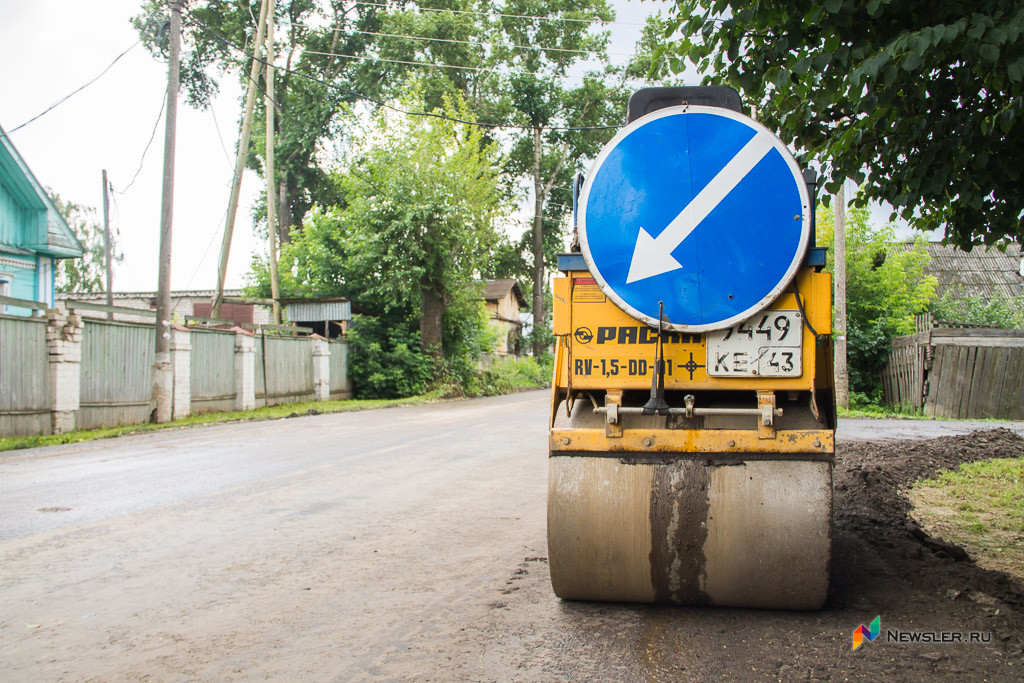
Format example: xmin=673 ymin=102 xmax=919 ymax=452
xmin=0 ymin=275 xmax=11 ymax=314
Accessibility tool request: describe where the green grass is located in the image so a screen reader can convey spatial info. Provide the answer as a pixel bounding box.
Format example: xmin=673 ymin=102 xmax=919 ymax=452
xmin=0 ymin=392 xmax=446 ymax=453
xmin=837 ymin=405 xmax=924 ymax=419
xmin=910 ymin=458 xmax=1024 ymax=582
xmin=836 ymin=405 xmax=1010 ymax=421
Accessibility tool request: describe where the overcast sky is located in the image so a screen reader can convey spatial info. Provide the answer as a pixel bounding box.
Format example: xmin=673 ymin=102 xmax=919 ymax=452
xmin=0 ymin=0 xmax=668 ymax=294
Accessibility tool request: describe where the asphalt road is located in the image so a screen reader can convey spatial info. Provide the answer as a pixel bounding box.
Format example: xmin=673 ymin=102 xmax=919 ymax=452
xmin=1 ymin=391 xmax=1021 ymax=680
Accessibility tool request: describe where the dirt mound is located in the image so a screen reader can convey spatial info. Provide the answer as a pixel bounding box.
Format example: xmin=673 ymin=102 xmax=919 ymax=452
xmin=834 ymin=428 xmax=1024 ymax=641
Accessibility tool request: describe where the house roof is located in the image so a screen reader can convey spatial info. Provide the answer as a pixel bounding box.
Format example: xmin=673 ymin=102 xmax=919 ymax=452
xmin=483 ymin=279 xmax=527 ymax=309
xmin=57 ymin=289 xmax=247 ymax=300
xmin=0 ymin=124 xmax=83 ymax=258
xmin=890 ymin=242 xmax=1023 ymax=301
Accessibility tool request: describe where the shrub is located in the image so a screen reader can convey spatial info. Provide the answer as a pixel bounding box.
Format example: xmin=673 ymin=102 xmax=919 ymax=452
xmin=347 ymin=316 xmax=434 ymax=399
xmin=930 ymin=291 xmax=1024 ymax=330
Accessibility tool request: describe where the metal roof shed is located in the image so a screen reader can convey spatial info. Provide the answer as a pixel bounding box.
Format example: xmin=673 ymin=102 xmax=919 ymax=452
xmin=283 ymin=297 xmax=352 ymax=338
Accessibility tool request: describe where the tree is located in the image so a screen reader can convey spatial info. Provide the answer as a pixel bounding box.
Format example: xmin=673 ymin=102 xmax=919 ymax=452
xmin=654 ymin=1 xmax=1024 ymax=248
xmin=133 ymin=0 xmax=404 ymax=243
xmin=49 ymin=193 xmax=121 ymax=293
xmin=272 ymin=89 xmax=506 ymax=361
xmin=135 ymin=0 xmax=628 ymax=351
xmin=816 ymin=199 xmax=938 ymax=400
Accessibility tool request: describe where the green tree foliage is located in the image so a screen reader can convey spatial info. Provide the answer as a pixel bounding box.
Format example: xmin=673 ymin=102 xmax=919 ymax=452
xmin=49 ymin=193 xmax=121 ymax=293
xmin=655 ymin=1 xmax=1024 ymax=248
xmin=930 ymin=291 xmax=1024 ymax=329
xmin=251 ymin=89 xmax=507 ymax=394
xmin=817 ymin=200 xmax=938 ymax=398
xmin=135 ymin=0 xmax=627 ymax=350
xmin=133 ymin=0 xmax=403 ymax=240
xmin=346 ymin=315 xmax=434 ymax=398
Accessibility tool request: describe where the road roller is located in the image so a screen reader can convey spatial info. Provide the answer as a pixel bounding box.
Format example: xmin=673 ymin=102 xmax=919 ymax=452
xmin=547 ymin=86 xmax=836 ymax=609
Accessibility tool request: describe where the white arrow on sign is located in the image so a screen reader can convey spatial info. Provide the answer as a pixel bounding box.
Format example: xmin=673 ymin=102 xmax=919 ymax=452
xmin=625 ymin=131 xmax=777 ymax=284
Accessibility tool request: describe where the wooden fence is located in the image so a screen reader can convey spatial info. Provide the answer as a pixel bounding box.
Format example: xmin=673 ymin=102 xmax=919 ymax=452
xmin=0 ymin=315 xmax=51 ymax=436
xmin=0 ymin=308 xmax=350 ymax=436
xmin=190 ymin=328 xmax=237 ymax=414
xmin=255 ymin=334 xmax=316 ymax=408
xmin=882 ymin=325 xmax=1024 ymax=419
xmin=79 ymin=320 xmax=155 ymax=430
xmin=329 ymin=340 xmax=351 ymax=399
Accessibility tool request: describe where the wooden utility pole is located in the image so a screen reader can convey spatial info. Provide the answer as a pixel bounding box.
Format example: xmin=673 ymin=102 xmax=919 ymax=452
xmin=265 ymin=0 xmax=282 ymax=324
xmin=101 ymin=169 xmax=112 ymax=319
xmin=152 ymin=0 xmax=183 ymax=423
xmin=211 ymin=0 xmax=269 ymax=319
xmin=531 ymin=126 xmax=544 ymax=357
xmin=833 ymin=180 xmax=850 ymax=409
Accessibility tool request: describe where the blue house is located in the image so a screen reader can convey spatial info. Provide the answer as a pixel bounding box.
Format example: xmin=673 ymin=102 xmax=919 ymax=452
xmin=0 ymin=124 xmax=83 ymax=316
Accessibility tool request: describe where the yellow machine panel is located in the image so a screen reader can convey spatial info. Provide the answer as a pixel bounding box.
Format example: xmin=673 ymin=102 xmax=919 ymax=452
xmin=553 ymin=268 xmax=831 ymax=393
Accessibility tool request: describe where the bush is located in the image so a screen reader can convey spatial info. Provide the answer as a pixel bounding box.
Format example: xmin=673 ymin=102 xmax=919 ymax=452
xmin=816 ymin=199 xmax=938 ymax=397
xmin=476 ymin=355 xmax=553 ymax=396
xmin=930 ymin=291 xmax=1024 ymax=330
xmin=347 ymin=316 xmax=434 ymax=399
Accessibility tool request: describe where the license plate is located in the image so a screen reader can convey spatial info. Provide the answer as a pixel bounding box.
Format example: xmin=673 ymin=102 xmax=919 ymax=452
xmin=706 ymin=310 xmax=802 ymax=377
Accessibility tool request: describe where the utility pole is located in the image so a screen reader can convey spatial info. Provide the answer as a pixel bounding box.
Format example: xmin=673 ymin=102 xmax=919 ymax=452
xmin=101 ymin=169 xmax=112 ymax=320
xmin=152 ymin=0 xmax=183 ymax=423
xmin=211 ymin=0 xmax=269 ymax=319
xmin=833 ymin=180 xmax=850 ymax=410
xmin=265 ymin=0 xmax=282 ymax=324
xmin=531 ymin=126 xmax=544 ymax=357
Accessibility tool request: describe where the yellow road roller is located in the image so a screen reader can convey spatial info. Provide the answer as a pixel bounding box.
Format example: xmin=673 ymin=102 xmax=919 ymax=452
xmin=548 ymin=86 xmax=835 ymax=610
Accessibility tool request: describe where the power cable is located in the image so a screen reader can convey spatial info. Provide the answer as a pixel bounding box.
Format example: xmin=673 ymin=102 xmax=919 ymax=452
xmin=8 ymin=41 xmax=140 ymax=134
xmin=328 ymin=27 xmax=635 ymax=59
xmin=209 ymin=104 xmax=235 ymax=169
xmin=187 ymin=16 xmax=619 ymax=132
xmin=113 ymin=89 xmax=167 ymax=195
xmin=351 ymin=1 xmax=642 ymax=27
xmin=303 ymin=48 xmax=544 ymax=77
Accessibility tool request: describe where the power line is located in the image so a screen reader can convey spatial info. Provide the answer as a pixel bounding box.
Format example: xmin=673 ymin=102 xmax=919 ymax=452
xmin=113 ymin=89 xmax=167 ymax=195
xmin=352 ymin=1 xmax=641 ymax=27
xmin=9 ymin=41 xmax=140 ymax=134
xmin=208 ymin=104 xmax=235 ymax=169
xmin=187 ymin=15 xmax=620 ymax=132
xmin=331 ymin=27 xmax=635 ymax=59
xmin=303 ymin=48 xmax=545 ymax=77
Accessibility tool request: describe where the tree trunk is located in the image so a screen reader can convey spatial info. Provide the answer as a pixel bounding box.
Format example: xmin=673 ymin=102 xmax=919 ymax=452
xmin=531 ymin=126 xmax=545 ymax=357
xmin=420 ymin=283 xmax=445 ymax=359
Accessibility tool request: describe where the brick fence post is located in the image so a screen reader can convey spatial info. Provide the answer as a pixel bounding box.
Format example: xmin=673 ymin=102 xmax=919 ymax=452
xmin=311 ymin=336 xmax=330 ymax=402
xmin=234 ymin=330 xmax=257 ymax=410
xmin=170 ymin=325 xmax=191 ymax=420
xmin=45 ymin=308 xmax=84 ymax=434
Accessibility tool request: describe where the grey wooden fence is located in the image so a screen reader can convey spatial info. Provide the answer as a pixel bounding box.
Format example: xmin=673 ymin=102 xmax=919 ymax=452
xmin=255 ymin=334 xmax=314 ymax=407
xmin=0 ymin=315 xmax=51 ymax=437
xmin=79 ymin=320 xmax=155 ymax=429
xmin=329 ymin=340 xmax=351 ymax=399
xmin=882 ymin=326 xmax=1024 ymax=419
xmin=190 ymin=329 xmax=236 ymax=413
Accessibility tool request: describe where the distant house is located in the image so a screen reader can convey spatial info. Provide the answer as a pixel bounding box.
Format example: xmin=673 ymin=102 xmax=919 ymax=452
xmin=56 ymin=289 xmax=276 ymax=326
xmin=0 ymin=124 xmax=83 ymax=314
xmin=482 ymin=279 xmax=527 ymax=356
xmin=890 ymin=241 xmax=1023 ymax=302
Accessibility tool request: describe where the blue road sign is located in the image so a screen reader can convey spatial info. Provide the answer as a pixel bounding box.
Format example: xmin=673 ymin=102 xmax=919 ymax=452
xmin=578 ymin=105 xmax=811 ymax=332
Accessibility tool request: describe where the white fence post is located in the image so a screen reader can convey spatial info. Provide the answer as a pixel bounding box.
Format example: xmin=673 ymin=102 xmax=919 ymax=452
xmin=170 ymin=326 xmax=191 ymax=420
xmin=311 ymin=336 xmax=330 ymax=402
xmin=235 ymin=331 xmax=257 ymax=410
xmin=45 ymin=308 xmax=84 ymax=434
